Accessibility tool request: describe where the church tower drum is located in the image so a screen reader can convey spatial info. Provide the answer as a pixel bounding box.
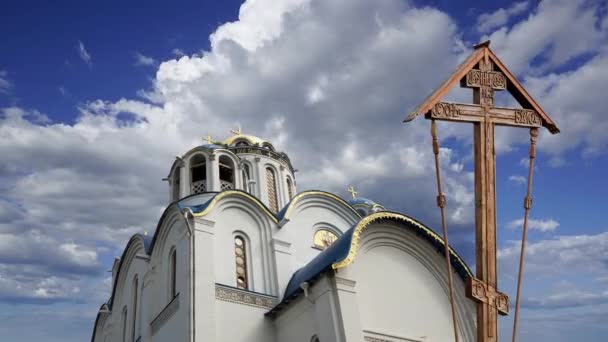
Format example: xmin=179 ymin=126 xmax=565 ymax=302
xmin=166 ymin=130 xmax=297 ymax=211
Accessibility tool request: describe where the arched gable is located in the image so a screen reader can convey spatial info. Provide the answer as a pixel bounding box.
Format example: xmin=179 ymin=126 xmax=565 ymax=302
xmin=91 ymin=203 xmax=187 ymax=342
xmin=184 ymin=190 xmax=278 ymax=223
xmin=277 ymin=190 xmax=362 ymax=225
xmin=272 ymin=212 xmax=473 ymax=317
xmin=205 ymin=192 xmax=278 ymax=295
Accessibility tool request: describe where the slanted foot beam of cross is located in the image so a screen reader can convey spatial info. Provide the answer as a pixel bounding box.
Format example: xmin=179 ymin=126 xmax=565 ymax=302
xmin=404 ymin=41 xmax=559 ymax=342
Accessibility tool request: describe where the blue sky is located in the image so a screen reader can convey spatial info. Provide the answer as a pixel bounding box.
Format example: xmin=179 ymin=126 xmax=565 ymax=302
xmin=1 ymin=0 xmax=607 ymax=341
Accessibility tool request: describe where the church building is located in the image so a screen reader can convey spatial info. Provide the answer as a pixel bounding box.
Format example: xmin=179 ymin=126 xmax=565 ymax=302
xmin=91 ymin=131 xmax=477 ymax=342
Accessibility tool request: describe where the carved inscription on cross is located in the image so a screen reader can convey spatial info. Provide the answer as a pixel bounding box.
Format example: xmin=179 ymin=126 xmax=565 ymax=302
xmin=404 ymin=41 xmax=559 ymax=342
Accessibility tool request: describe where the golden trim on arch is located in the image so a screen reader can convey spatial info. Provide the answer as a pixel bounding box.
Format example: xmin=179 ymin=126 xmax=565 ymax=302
xmin=331 ymin=212 xmax=472 ymax=277
xmin=281 ymin=191 xmax=362 ymax=221
xmin=190 ymin=190 xmax=279 ymax=223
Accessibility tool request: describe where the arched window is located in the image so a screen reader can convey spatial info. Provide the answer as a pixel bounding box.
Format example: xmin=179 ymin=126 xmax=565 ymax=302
xmin=219 ymin=155 xmax=235 ymax=191
xmin=266 ymin=167 xmax=278 ymax=213
xmin=242 ymin=164 xmax=251 ymax=192
xmin=286 ymin=176 xmax=293 ymax=200
xmin=121 ymin=306 xmax=128 ymax=342
xmin=169 ymin=248 xmax=177 ymax=299
xmin=190 ymin=154 xmax=207 ymax=194
xmin=234 ymin=236 xmax=248 ymax=290
xmin=131 ymin=277 xmax=138 ymax=342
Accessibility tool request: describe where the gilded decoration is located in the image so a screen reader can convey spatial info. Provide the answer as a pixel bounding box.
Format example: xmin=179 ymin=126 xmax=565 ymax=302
xmin=331 ymin=212 xmax=472 ymax=278
xmin=215 ymin=284 xmax=277 ymax=309
xmin=313 ymin=229 xmax=338 ymax=250
xmin=189 ymin=190 xmax=362 ymax=223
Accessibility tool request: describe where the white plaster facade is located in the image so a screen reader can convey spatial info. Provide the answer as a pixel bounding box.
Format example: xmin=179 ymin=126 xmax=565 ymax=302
xmin=91 ymin=134 xmax=477 ymax=342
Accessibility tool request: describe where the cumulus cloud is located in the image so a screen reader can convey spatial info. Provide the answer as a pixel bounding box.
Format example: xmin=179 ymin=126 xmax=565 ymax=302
xmin=476 ymin=1 xmax=529 ymax=33
xmin=134 ymin=52 xmax=157 ymax=66
xmin=499 ymin=232 xmax=608 ymax=277
xmin=77 ymin=40 xmax=92 ymax=66
xmin=507 ymin=217 xmax=560 ymax=232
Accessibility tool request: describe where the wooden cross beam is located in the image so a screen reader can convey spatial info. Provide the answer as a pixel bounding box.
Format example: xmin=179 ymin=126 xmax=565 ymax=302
xmin=404 ymin=41 xmax=559 ymax=342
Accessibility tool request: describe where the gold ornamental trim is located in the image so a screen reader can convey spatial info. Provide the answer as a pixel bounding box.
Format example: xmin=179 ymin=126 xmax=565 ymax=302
xmin=331 ymin=212 xmax=472 ymax=278
xmin=280 ymin=191 xmax=362 ymax=221
xmin=191 ymin=190 xmax=279 ymax=223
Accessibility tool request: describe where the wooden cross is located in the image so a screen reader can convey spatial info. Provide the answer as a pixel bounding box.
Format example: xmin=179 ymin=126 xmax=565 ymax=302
xmin=404 ymin=41 xmax=559 ymax=342
xmin=348 ymin=186 xmax=358 ymax=199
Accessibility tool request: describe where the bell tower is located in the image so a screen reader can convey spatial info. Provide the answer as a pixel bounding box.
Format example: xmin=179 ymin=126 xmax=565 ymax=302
xmin=166 ymin=130 xmax=297 ymax=212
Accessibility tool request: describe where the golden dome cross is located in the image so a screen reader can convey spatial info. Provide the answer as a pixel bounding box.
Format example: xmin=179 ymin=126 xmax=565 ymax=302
xmin=348 ymin=186 xmax=358 ymax=199
xmin=230 ymin=127 xmax=242 ymax=135
xmin=203 ymin=134 xmax=215 ymax=144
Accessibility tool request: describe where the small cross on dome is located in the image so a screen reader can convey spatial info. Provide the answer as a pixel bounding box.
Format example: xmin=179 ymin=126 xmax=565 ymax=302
xmin=348 ymin=186 xmax=358 ymax=199
xmin=203 ymin=134 xmax=215 ymax=144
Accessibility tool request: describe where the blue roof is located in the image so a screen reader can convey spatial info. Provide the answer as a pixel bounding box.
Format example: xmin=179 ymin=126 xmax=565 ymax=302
xmin=199 ymin=143 xmax=224 ymax=150
xmin=347 ymin=197 xmax=379 ymax=207
xmin=282 ymin=227 xmax=356 ymax=299
xmin=268 ymin=212 xmax=472 ymax=316
xmin=177 ymin=192 xmax=220 ymax=213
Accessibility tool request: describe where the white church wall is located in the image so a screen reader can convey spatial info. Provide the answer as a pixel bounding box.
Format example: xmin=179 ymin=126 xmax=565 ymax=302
xmin=275 ymin=196 xmax=360 ymax=272
xmin=274 ymin=296 xmax=317 ymax=342
xmin=205 ymin=197 xmax=278 ymax=296
xmin=338 ymin=222 xmax=476 ymax=342
xmin=192 ymin=215 xmax=217 ymax=342
xmin=142 ymin=209 xmax=191 ymax=342
xmin=215 ymin=300 xmax=277 ymax=342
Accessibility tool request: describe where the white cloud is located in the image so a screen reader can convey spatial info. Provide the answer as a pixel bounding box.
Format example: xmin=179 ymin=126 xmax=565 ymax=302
xmin=171 ymin=48 xmax=185 ymax=57
xmin=509 ymin=175 xmax=526 ymax=185
xmin=77 ymin=40 xmax=92 ymax=66
xmin=507 ymin=217 xmax=560 ymax=232
xmin=0 ymin=70 xmax=12 ymax=94
xmin=485 ymin=0 xmax=607 ymax=74
xmin=524 ymin=288 xmax=608 ymax=309
xmin=499 ymin=232 xmax=608 ymax=277
xmin=134 ymin=52 xmax=157 ymax=66
xmin=476 ymin=1 xmax=529 ymax=33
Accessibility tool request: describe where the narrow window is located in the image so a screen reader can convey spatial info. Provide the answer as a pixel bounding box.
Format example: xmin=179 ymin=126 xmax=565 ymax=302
xmin=234 ymin=236 xmax=248 ymax=290
xmin=219 ymin=155 xmax=235 ymax=191
xmin=266 ymin=168 xmax=278 ymax=212
xmin=131 ymin=277 xmax=138 ymax=342
xmin=286 ymin=177 xmax=293 ymax=200
xmin=242 ymin=164 xmax=251 ymax=192
xmin=170 ymin=249 xmax=177 ymax=298
xmin=121 ymin=306 xmax=128 ymax=342
xmin=190 ymin=154 xmax=207 ymax=194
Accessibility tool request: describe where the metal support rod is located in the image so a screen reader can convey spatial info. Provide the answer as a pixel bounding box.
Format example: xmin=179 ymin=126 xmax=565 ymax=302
xmin=511 ymin=127 xmax=539 ymax=342
xmin=430 ymin=120 xmax=460 ymax=342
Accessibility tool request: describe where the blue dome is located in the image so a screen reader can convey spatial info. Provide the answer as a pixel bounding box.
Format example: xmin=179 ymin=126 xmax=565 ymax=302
xmin=347 ymin=197 xmax=378 ymax=207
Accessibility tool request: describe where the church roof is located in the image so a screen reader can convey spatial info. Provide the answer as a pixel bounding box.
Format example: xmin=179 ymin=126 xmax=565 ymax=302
xmin=222 ymin=133 xmax=270 ymax=147
xmin=347 ymin=197 xmax=383 ymax=207
xmin=267 ymin=211 xmax=473 ymax=316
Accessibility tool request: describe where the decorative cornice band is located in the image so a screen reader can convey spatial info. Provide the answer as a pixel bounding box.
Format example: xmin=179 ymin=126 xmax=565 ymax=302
xmin=215 ymin=284 xmax=277 ymax=309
